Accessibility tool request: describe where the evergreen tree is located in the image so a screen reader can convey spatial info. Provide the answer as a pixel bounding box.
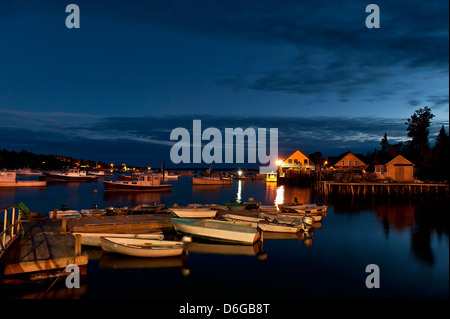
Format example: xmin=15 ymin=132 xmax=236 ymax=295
xmin=405 ymin=106 xmax=435 ymax=159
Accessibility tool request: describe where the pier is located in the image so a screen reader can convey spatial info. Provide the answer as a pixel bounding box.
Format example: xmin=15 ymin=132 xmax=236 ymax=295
xmin=314 ymin=181 xmax=449 ymax=197
xmin=0 ymin=210 xmax=174 ymax=283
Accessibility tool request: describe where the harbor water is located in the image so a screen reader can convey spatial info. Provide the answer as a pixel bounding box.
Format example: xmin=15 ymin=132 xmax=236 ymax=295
xmin=0 ymin=176 xmax=448 ymax=299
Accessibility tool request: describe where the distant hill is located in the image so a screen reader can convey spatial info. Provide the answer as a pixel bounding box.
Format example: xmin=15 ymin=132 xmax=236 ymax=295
xmin=0 ymin=149 xmax=108 ymax=170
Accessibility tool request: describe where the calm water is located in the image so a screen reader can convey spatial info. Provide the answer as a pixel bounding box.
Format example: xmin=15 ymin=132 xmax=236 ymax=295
xmin=1 ymin=176 xmax=448 ymax=299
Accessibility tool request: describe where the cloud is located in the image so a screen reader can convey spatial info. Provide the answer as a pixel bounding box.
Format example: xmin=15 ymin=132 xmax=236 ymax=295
xmin=2 ymin=111 xmax=448 ymax=166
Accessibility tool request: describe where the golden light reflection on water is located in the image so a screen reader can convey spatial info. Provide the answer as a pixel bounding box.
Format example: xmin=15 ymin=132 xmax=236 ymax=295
xmin=265 ymin=183 xmax=313 ymax=206
xmin=236 ymin=180 xmax=242 ymax=203
xmin=275 ymin=185 xmax=284 ymax=208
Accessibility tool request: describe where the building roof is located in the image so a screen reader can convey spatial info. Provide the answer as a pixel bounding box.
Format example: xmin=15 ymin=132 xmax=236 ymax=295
xmin=328 ymin=151 xmax=367 ymax=166
xmin=375 ymin=155 xmax=414 ymax=166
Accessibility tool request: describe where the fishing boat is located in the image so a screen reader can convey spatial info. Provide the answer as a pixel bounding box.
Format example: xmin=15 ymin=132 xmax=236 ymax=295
xmin=13 ymin=168 xmax=44 ymax=176
xmin=266 ymin=172 xmax=277 ymax=182
xmin=45 ymin=168 xmax=99 ymax=182
xmin=158 ymin=171 xmax=179 ymax=180
xmin=73 ymin=232 xmax=165 ymax=247
xmin=169 ymin=206 xmax=217 ymax=218
xmin=103 ymin=174 xmax=172 ymax=192
xmin=171 ymin=218 xmax=261 ymax=244
xmin=131 ymin=203 xmax=165 ymax=214
xmin=88 ymin=170 xmax=113 ymax=178
xmin=0 ymin=171 xmax=46 ymax=187
xmin=192 ymin=176 xmax=232 ymax=185
xmin=100 ymin=237 xmax=188 ymax=258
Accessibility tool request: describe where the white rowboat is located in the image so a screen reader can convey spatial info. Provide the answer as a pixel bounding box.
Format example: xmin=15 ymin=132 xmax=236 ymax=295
xmin=170 ymin=207 xmax=217 ymax=218
xmin=171 ymin=218 xmax=261 ymax=244
xmin=73 ymin=232 xmax=165 ymax=247
xmin=100 ymin=237 xmax=185 ymax=257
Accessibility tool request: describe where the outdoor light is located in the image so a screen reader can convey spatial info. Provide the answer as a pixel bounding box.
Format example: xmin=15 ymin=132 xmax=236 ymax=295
xmin=238 ymin=170 xmax=242 ymax=176
xmin=276 ymin=160 xmax=282 ymax=166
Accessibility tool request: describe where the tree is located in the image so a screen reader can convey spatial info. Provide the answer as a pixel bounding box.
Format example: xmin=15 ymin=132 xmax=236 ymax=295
xmin=435 ymin=125 xmax=449 ymax=151
xmin=380 ymin=132 xmax=390 ymax=153
xmin=432 ymin=125 xmax=450 ymax=181
xmin=405 ymin=106 xmax=435 ymax=160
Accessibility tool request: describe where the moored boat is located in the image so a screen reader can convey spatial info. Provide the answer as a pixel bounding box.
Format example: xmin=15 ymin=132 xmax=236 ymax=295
xmin=103 ymin=174 xmax=172 ymax=192
xmin=49 ymin=209 xmax=82 ymax=219
xmin=158 ymin=171 xmax=179 ymax=180
xmin=131 ymin=203 xmax=165 ymax=214
xmin=192 ymin=176 xmax=232 ymax=185
xmin=100 ymin=237 xmax=187 ymax=257
xmin=260 ymin=211 xmax=323 ymax=223
xmin=169 ymin=206 xmax=217 ymax=218
xmin=45 ymin=168 xmax=99 ymax=182
xmin=0 ymin=171 xmax=46 ymax=187
xmin=73 ymin=232 xmax=165 ymax=247
xmin=279 ymin=203 xmax=328 ymax=214
xmin=221 ymin=214 xmax=302 ymax=233
xmin=171 ymin=218 xmax=261 ymax=244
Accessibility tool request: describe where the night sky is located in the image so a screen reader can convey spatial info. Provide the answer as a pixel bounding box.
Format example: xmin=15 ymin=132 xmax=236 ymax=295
xmin=0 ymin=0 xmax=448 ymax=167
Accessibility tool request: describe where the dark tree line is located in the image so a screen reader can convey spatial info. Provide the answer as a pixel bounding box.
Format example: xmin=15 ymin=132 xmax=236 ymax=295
xmin=0 ymin=149 xmax=108 ymax=170
xmin=366 ymin=106 xmax=449 ymax=181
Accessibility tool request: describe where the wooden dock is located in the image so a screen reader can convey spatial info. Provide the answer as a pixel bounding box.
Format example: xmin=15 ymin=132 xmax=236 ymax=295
xmin=315 ymin=181 xmax=449 ymax=197
xmin=0 ymin=213 xmax=174 ymax=282
xmin=0 ymin=217 xmax=88 ymax=280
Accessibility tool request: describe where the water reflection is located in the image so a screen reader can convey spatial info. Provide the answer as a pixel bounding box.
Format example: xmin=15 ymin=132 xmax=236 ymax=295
xmin=103 ymin=191 xmax=169 ymax=207
xmin=236 ymin=180 xmax=242 ymax=203
xmin=264 ymin=183 xmax=312 ymax=206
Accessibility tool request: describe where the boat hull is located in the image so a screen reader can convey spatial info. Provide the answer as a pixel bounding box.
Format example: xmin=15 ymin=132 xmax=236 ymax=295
xmin=170 ymin=208 xmax=217 ymax=218
xmin=100 ymin=237 xmax=184 ymax=257
xmin=73 ymin=232 xmax=164 ymax=247
xmin=222 ymin=214 xmax=301 ymax=233
xmin=103 ymin=181 xmax=172 ymax=192
xmin=45 ymin=173 xmax=98 ymax=182
xmin=171 ymin=218 xmax=261 ymax=244
xmin=0 ymin=181 xmax=46 ymax=187
xmin=192 ymin=177 xmax=232 ymax=185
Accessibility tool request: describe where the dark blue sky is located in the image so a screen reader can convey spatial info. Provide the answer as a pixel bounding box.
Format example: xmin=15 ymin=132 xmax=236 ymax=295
xmin=0 ymin=0 xmax=448 ymax=167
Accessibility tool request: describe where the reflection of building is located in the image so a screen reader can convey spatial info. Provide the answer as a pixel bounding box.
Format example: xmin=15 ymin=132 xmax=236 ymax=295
xmin=374 ymin=155 xmax=414 ymax=182
xmin=278 ymin=149 xmax=315 ymax=178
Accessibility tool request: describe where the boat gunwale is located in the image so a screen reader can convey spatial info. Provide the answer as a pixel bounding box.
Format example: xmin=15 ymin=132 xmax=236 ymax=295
xmin=171 ymin=218 xmax=258 ymax=234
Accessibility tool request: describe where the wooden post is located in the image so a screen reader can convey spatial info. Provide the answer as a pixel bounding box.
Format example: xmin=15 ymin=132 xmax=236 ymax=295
xmin=3 ymin=209 xmax=7 ymax=248
xmin=61 ymin=219 xmax=67 ymax=233
xmin=75 ymin=234 xmax=81 ymax=256
xmin=53 ymin=208 xmax=58 ymax=220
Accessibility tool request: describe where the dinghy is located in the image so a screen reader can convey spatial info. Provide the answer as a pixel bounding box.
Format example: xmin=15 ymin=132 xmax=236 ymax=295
xmin=171 ymin=218 xmax=261 ymax=244
xmin=221 ymin=214 xmax=302 ymax=233
xmin=100 ymin=237 xmax=187 ymax=257
xmin=73 ymin=232 xmax=165 ymax=247
xmin=169 ymin=206 xmax=217 ymax=218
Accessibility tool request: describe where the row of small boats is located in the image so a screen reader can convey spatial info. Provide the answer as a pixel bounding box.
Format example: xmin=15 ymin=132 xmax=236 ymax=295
xmin=72 ymin=201 xmax=327 ymax=258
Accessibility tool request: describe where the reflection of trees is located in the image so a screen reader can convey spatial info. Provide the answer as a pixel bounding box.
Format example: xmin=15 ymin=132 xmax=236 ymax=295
xmin=411 ymin=199 xmax=450 ymax=266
